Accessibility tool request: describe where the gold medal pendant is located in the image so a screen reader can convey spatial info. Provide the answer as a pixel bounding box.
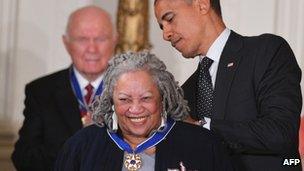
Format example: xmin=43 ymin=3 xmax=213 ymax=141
xmin=124 ymin=153 xmax=142 ymax=171
xmin=81 ymin=112 xmax=92 ymax=127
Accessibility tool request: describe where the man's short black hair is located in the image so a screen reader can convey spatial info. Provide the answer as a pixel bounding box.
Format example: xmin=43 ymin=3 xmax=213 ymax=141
xmin=154 ymin=0 xmax=222 ymax=17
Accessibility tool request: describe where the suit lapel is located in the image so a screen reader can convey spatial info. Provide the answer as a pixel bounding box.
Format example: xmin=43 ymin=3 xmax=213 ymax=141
xmin=182 ymin=65 xmax=200 ymax=120
xmin=54 ymin=69 xmax=82 ymax=133
xmin=213 ymin=31 xmax=243 ymax=119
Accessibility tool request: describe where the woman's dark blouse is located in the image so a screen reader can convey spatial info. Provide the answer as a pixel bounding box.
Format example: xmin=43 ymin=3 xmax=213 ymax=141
xmin=55 ymin=121 xmax=233 ymax=171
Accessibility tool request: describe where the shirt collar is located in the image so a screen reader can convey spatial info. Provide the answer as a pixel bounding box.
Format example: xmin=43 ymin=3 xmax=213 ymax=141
xmin=73 ymin=66 xmax=103 ymax=90
xmin=200 ymin=28 xmax=231 ymax=62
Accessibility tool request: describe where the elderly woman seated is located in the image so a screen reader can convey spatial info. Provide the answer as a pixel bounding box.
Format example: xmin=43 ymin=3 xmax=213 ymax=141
xmin=55 ymin=51 xmax=232 ymax=171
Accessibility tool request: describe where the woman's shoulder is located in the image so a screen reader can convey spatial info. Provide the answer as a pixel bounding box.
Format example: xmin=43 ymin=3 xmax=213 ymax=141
xmin=65 ymin=124 xmax=107 ymax=147
xmin=174 ymin=121 xmax=211 ymax=134
xmin=75 ymin=124 xmax=106 ymax=137
xmin=173 ymin=121 xmax=222 ymax=143
xmin=55 ymin=125 xmax=111 ymax=170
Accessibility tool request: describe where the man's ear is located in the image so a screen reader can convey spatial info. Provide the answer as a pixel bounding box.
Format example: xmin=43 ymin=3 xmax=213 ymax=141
xmin=195 ymin=0 xmax=211 ymax=14
xmin=62 ymin=35 xmax=70 ymax=51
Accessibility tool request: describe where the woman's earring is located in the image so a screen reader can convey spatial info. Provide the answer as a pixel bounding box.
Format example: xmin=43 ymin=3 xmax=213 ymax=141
xmin=159 ymin=110 xmax=167 ymax=131
xmin=112 ymin=105 xmax=118 ymax=131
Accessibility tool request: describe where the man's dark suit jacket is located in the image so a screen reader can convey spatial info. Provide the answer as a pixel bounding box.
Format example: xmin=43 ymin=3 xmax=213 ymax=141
xmin=55 ymin=121 xmax=233 ymax=171
xmin=12 ymin=68 xmax=83 ymax=171
xmin=182 ymin=31 xmax=302 ymax=171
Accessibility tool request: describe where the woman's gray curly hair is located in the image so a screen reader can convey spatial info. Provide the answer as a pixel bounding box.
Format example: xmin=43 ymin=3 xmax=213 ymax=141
xmin=91 ymin=50 xmax=189 ymax=131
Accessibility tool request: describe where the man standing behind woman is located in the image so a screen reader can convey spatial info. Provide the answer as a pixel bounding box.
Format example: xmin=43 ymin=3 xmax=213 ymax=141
xmin=154 ymin=0 xmax=302 ymax=170
xmin=12 ymin=5 xmax=117 ymax=171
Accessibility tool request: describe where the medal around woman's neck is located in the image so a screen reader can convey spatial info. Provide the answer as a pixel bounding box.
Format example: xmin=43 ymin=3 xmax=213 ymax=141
xmin=108 ymin=118 xmax=175 ymax=171
xmin=124 ymin=153 xmax=142 ymax=171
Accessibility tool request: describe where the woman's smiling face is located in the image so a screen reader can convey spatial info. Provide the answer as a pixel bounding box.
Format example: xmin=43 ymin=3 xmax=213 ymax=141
xmin=113 ymin=70 xmax=162 ymax=139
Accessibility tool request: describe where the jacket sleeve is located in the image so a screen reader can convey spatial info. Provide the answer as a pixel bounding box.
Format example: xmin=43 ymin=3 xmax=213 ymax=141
xmin=212 ymin=135 xmax=234 ymax=171
xmin=54 ymin=136 xmax=81 ymax=171
xmin=211 ymin=36 xmax=302 ymax=155
xmin=11 ymin=84 xmax=56 ymax=171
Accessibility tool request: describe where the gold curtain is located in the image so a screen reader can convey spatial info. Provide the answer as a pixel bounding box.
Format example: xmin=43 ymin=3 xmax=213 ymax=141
xmin=116 ymin=0 xmax=151 ymax=53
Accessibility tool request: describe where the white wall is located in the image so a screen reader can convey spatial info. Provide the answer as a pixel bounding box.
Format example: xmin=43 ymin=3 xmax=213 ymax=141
xmin=0 ymin=0 xmax=18 ymax=122
xmin=0 ymin=0 xmax=303 ymax=130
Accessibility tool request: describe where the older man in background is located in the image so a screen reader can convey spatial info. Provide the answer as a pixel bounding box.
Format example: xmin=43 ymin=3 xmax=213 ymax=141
xmin=12 ymin=5 xmax=117 ymax=171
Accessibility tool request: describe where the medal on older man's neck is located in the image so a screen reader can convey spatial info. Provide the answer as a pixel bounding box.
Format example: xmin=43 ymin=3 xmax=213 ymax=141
xmin=69 ymin=68 xmax=103 ymax=126
xmin=108 ymin=118 xmax=175 ymax=171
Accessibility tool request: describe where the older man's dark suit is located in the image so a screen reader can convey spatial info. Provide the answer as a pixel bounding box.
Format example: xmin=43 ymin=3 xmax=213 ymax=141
xmin=12 ymin=68 xmax=83 ymax=171
xmin=182 ymin=31 xmax=302 ymax=171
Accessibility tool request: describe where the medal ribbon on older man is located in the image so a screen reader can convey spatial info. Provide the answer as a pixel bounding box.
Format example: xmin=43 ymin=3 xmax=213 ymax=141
xmin=69 ymin=67 xmax=103 ymax=125
xmin=107 ymin=118 xmax=175 ymax=171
